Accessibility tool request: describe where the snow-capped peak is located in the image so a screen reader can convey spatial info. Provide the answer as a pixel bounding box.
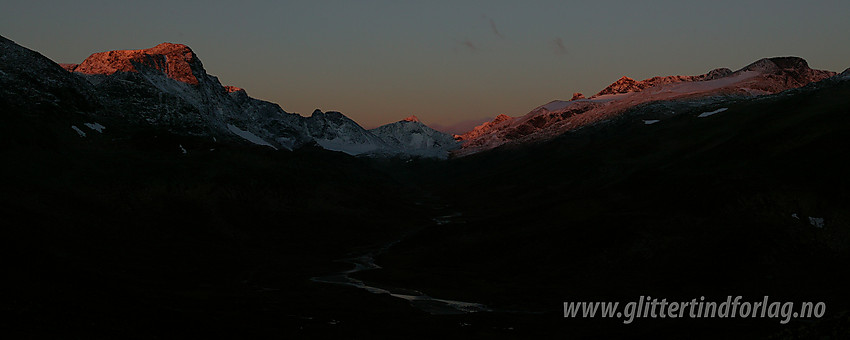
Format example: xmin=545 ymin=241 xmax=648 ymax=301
xmin=369 ymin=117 xmax=460 ymax=158
xmin=595 ymin=76 xmax=641 ymax=96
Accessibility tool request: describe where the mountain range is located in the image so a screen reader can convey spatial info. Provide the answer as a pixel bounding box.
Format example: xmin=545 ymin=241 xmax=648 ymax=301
xmin=4 ymin=34 xmax=850 ymax=338
xmin=455 ymin=57 xmax=840 ymax=155
xmin=3 ymin=35 xmax=846 ymax=160
xmin=2 ymin=36 xmax=459 ymax=158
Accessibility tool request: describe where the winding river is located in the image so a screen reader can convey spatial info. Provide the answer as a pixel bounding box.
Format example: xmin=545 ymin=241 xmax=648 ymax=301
xmin=311 ymin=212 xmax=491 ymax=315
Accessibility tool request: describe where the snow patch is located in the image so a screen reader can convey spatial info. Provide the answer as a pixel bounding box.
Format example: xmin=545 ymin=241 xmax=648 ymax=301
xmin=71 ymin=125 xmax=86 ymax=137
xmin=808 ymin=217 xmax=825 ymax=228
xmin=589 ymin=93 xmax=633 ymax=102
xmin=698 ymin=108 xmax=728 ymax=118
xmin=643 ymin=120 xmax=660 ymax=125
xmin=659 ymin=71 xmax=759 ymax=96
xmin=315 ymin=139 xmax=381 ymax=155
xmin=227 ymin=124 xmax=277 ymax=150
xmin=84 ymin=122 xmax=105 ymax=133
xmin=540 ymin=100 xmax=573 ymax=111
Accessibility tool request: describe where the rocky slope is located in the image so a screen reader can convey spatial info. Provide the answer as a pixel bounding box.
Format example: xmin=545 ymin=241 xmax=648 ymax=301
xmin=455 ymin=57 xmax=838 ymax=156
xmin=0 ymin=36 xmax=99 ymax=114
xmin=67 ymin=42 xmax=328 ymax=149
xmin=304 ymin=109 xmax=391 ymax=155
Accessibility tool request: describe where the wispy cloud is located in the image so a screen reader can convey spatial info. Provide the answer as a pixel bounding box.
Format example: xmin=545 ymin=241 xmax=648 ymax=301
xmin=552 ymin=37 xmax=567 ymax=55
xmin=487 ymin=17 xmax=504 ymax=40
xmin=462 ymin=39 xmax=477 ymax=51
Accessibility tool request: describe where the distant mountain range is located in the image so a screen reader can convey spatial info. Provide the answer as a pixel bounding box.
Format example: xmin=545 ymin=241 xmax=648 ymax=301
xmin=455 ymin=57 xmax=842 ymax=156
xmin=2 ymin=35 xmax=847 ymax=159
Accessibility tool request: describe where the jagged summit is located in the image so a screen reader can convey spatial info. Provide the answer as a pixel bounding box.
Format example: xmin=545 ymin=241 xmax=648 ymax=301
xmin=703 ymin=68 xmax=734 ymax=79
xmin=223 ymin=85 xmax=244 ymax=93
xmin=595 ymin=76 xmax=641 ymax=96
xmin=493 ymin=114 xmax=511 ymax=122
xmin=455 ymin=114 xmax=512 ymax=141
xmin=65 ymin=42 xmax=203 ymax=85
xmin=403 ymin=115 xmax=420 ymax=123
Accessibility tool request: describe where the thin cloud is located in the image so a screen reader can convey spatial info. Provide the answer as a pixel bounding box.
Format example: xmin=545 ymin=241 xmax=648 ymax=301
xmin=552 ymin=37 xmax=567 ymax=55
xmin=462 ymin=39 xmax=477 ymax=51
xmin=488 ymin=18 xmax=505 ymax=40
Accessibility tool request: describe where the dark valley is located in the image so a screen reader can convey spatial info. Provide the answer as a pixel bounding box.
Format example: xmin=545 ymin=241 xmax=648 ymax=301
xmin=2 ymin=35 xmax=849 ymax=339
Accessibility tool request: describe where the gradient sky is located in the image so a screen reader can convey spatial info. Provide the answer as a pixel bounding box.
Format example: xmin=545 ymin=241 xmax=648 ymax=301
xmin=2 ymin=1 xmax=849 ymax=128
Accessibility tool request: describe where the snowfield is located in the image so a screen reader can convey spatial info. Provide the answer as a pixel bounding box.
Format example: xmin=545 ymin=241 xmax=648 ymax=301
xmin=227 ymin=124 xmax=277 ymax=150
xmin=698 ymin=108 xmax=728 ymax=118
xmin=809 ymin=217 xmax=825 ymax=228
xmin=84 ymin=122 xmax=105 ymax=133
xmin=71 ymin=125 xmax=86 ymax=137
xmin=315 ymin=138 xmax=382 ymax=155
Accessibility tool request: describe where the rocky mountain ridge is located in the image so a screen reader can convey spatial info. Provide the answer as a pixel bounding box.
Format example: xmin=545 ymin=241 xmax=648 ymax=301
xmin=2 ymin=36 xmax=456 ymax=158
xmin=455 ymin=57 xmax=839 ymax=156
